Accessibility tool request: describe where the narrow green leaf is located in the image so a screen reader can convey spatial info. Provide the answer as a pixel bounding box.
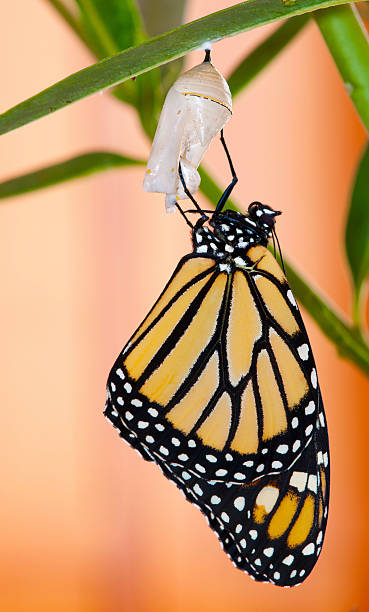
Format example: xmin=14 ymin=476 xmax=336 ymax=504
xmin=345 ymin=141 xmax=369 ymax=325
xmin=0 ymin=152 xmax=145 ymax=199
xmin=199 ymin=164 xmax=369 ymax=377
xmin=227 ymin=15 xmax=309 ymax=97
xmin=0 ymin=0 xmax=353 ymax=137
xmin=315 ymin=5 xmax=369 ymax=133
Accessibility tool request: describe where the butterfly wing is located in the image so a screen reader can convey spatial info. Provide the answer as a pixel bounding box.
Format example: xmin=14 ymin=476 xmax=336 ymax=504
xmin=105 ymin=238 xmax=329 ymax=585
xmin=105 ymin=387 xmax=329 ymax=587
xmin=106 ymin=246 xmax=324 ymax=485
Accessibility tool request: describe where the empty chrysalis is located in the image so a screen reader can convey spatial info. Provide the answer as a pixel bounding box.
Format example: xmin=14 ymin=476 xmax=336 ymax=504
xmin=143 ymin=50 xmax=232 ymax=212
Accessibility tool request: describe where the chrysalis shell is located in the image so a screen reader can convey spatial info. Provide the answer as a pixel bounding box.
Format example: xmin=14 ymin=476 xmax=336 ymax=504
xmin=143 ymin=60 xmax=232 ymax=212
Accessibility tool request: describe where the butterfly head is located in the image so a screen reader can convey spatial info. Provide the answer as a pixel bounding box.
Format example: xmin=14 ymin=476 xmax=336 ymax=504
xmin=208 ymin=202 xmax=281 ymax=250
xmin=247 ymin=202 xmax=281 ymax=232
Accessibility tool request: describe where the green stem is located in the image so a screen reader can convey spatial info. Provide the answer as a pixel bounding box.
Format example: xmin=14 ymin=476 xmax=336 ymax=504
xmin=199 ymin=165 xmax=369 ymax=377
xmin=228 ymin=15 xmax=309 ymax=96
xmin=315 ymin=5 xmax=369 ymax=133
xmin=47 ymin=0 xmax=93 ymax=50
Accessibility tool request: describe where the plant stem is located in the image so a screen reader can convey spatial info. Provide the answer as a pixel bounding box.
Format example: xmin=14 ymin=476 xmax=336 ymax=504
xmin=198 ymin=165 xmax=369 ymax=377
xmin=315 ymin=5 xmax=369 ymax=133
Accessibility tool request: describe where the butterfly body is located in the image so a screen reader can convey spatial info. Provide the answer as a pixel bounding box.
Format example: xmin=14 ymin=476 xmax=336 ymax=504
xmin=105 ymin=203 xmax=329 ymax=587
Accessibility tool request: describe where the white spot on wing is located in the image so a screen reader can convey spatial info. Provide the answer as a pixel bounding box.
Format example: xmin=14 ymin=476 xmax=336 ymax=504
xmin=302 ymin=543 xmax=315 ymax=556
xmin=311 ymin=368 xmax=317 ymax=388
xmin=216 ymin=469 xmax=227 ymax=477
xmin=276 ymin=444 xmax=288 ymax=454
xmin=283 ymin=554 xmax=294 ymax=566
xmin=308 ymin=474 xmax=318 ymax=493
xmin=287 ymin=290 xmax=297 ymax=307
xmin=193 ymin=484 xmax=203 ymax=496
xmin=234 ymin=496 xmax=245 ymax=511
xmin=297 ymin=344 xmax=309 ymax=360
xmin=290 ymin=471 xmax=308 ymax=492
xmin=305 ymin=401 xmax=315 ymax=415
xmin=255 ymin=486 xmax=279 ymax=513
xmin=234 ymin=472 xmax=246 ymax=480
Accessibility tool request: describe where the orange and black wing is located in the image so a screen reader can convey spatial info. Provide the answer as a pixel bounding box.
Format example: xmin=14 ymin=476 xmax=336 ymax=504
xmin=106 ymin=247 xmax=324 ymax=485
xmin=104 ymin=239 xmax=329 ymax=586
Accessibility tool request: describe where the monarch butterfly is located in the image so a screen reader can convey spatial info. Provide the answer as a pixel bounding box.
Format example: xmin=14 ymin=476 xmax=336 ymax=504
xmin=105 ymin=134 xmax=329 ymax=585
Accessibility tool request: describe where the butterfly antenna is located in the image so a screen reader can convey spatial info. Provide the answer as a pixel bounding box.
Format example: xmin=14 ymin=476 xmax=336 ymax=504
xmin=273 ymin=228 xmax=286 ymax=275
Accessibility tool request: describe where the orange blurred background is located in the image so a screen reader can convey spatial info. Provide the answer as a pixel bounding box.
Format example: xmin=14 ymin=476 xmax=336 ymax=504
xmin=1 ymin=2 xmax=369 ymax=611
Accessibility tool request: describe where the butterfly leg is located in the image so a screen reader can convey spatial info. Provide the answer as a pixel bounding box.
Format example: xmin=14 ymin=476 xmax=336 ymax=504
xmin=215 ymin=129 xmax=238 ymax=212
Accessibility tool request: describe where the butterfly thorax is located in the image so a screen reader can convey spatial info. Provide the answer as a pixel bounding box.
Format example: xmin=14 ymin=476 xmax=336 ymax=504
xmin=192 ymin=203 xmax=281 ymax=264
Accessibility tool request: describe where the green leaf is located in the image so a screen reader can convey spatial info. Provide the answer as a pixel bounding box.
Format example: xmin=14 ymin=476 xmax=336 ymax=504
xmin=0 ymin=152 xmax=145 ymax=199
xmin=0 ymin=0 xmax=353 ymax=137
xmin=227 ymin=15 xmax=309 ymax=97
xmin=345 ymin=141 xmax=369 ymax=325
xmin=315 ymin=6 xmax=369 ymax=134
